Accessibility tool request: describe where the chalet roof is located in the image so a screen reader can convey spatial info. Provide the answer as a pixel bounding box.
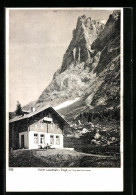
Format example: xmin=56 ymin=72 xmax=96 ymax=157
xmin=22 ymin=109 xmax=30 ymax=113
xmin=9 ymin=106 xmax=69 ymax=126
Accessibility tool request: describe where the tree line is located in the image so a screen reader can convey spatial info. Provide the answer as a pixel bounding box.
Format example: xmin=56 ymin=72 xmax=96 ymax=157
xmin=79 ymin=107 xmax=120 ymax=122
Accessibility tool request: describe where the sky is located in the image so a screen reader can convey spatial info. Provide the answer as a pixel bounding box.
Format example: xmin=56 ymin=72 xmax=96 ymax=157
xmin=8 ymin=8 xmax=114 ymax=112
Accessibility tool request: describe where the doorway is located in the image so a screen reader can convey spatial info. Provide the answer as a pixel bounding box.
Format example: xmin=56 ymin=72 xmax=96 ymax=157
xmin=21 ymin=135 xmax=24 ymax=148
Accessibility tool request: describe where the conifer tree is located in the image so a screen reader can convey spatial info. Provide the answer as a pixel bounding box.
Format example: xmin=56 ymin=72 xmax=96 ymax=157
xmin=15 ymin=101 xmax=22 ymax=115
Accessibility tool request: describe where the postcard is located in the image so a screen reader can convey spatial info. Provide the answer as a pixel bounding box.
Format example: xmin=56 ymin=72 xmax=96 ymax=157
xmin=6 ymin=7 xmax=123 ymax=191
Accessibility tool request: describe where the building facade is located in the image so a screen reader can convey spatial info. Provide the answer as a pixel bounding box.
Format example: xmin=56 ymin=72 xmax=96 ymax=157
xmin=9 ymin=107 xmax=69 ymax=149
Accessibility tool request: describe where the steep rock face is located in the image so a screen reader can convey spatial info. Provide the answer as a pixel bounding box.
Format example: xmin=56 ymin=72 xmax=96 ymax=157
xmin=34 ymin=10 xmax=120 ymax=121
xmin=60 ymin=16 xmax=104 ymax=73
xmin=91 ymin=10 xmax=120 ymax=108
xmin=36 ymin=16 xmax=104 ymax=109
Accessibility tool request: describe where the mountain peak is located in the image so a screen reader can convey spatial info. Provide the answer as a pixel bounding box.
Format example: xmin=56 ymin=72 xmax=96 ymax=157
xmin=24 ymin=10 xmax=121 ymax=122
xmin=60 ymin=15 xmax=105 ymax=74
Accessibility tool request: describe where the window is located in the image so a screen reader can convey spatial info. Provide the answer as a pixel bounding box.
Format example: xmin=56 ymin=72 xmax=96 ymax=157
xmin=56 ymin=136 xmax=60 ymax=145
xmin=40 ymin=121 xmax=44 ymax=129
xmin=40 ymin=134 xmax=45 ymax=144
xmin=51 ymin=122 xmax=53 ymax=130
xmin=34 ymin=133 xmax=38 ymax=144
xmin=50 ymin=135 xmax=54 ymax=145
xmin=35 ymin=122 xmax=38 ymax=127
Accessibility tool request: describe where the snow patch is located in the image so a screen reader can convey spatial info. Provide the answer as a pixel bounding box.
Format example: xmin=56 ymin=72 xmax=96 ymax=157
xmin=101 ymin=20 xmax=107 ymax=24
xmin=54 ymin=97 xmax=80 ymax=110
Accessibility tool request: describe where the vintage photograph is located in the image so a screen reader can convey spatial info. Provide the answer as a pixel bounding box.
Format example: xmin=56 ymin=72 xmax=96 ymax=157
xmin=8 ymin=8 xmax=123 ymax=168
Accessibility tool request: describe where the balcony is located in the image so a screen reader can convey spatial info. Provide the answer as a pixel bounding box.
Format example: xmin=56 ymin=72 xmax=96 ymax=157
xmin=43 ymin=117 xmax=53 ymax=122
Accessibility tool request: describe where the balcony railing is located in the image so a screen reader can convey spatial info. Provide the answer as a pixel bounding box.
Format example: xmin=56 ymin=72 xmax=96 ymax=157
xmin=43 ymin=117 xmax=53 ymax=122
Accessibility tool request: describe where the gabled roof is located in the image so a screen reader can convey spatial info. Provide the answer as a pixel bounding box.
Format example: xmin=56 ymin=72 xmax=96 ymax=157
xmin=9 ymin=106 xmax=69 ymax=126
xmin=22 ymin=110 xmax=30 ymax=114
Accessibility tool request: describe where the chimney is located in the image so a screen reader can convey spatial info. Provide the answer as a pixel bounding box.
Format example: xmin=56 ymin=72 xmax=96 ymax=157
xmin=31 ymin=107 xmax=35 ymax=112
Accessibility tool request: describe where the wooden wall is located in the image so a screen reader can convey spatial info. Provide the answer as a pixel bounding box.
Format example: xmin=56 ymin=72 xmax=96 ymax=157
xmin=9 ymin=119 xmax=28 ymax=149
xmin=29 ymin=111 xmax=63 ymax=134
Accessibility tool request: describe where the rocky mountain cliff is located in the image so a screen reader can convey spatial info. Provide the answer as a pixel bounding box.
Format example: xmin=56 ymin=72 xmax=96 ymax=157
xmin=25 ymin=10 xmax=121 ymax=122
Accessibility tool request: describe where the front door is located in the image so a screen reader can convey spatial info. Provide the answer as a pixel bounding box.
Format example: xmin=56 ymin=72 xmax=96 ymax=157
xmin=21 ymin=135 xmax=24 ymax=148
